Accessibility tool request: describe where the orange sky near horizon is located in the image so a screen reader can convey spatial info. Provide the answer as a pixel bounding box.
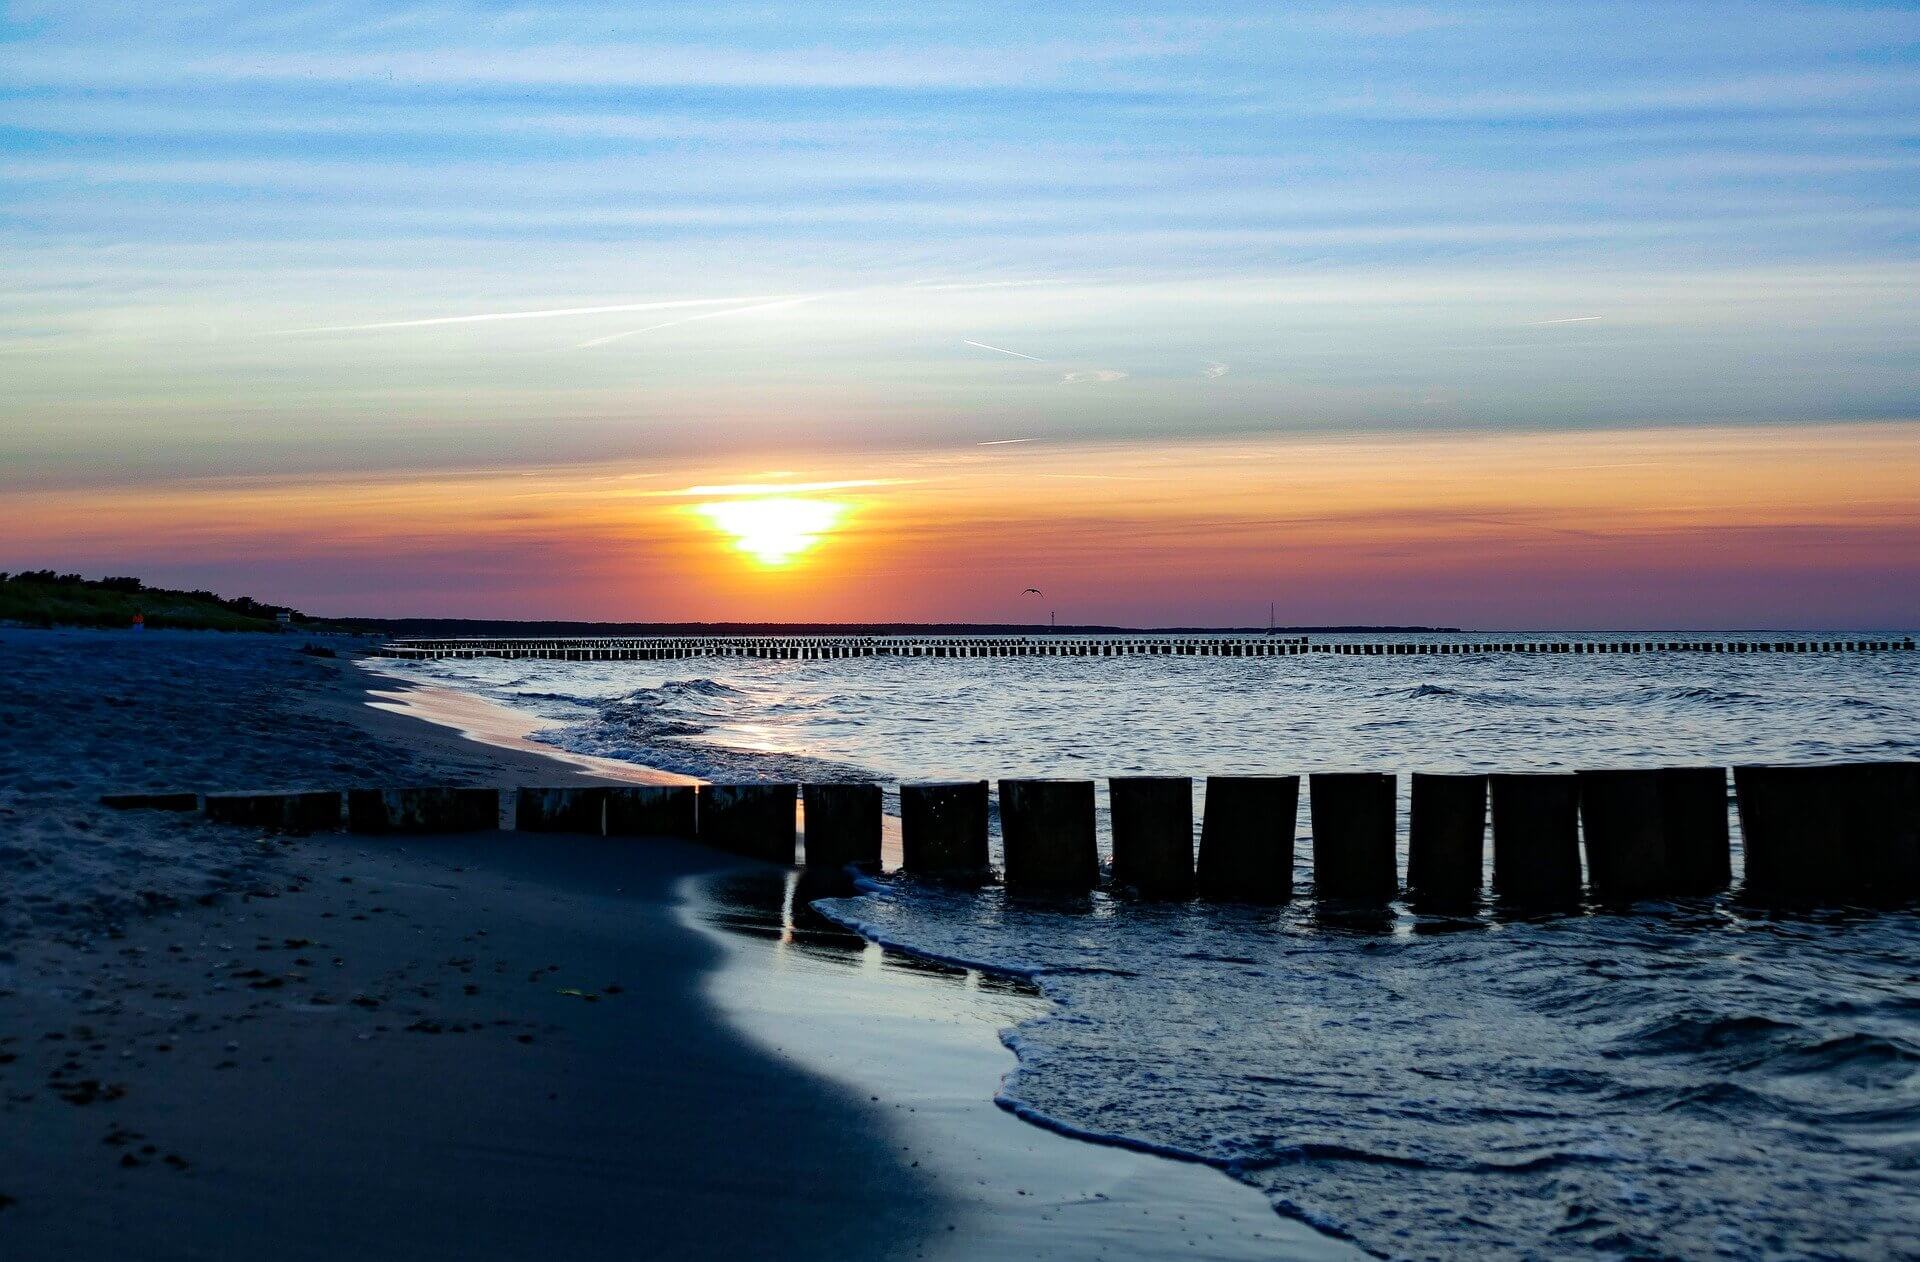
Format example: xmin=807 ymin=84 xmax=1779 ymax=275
xmin=5 ymin=421 xmax=1917 ymax=629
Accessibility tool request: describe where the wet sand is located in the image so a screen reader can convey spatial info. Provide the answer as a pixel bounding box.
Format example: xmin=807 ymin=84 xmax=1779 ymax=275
xmin=343 ymin=656 xmax=1353 ymax=1258
xmin=3 ymin=832 xmax=938 ymax=1259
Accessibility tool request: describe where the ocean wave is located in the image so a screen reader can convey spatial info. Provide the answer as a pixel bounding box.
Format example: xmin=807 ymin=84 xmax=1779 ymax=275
xmin=1614 ymin=1012 xmax=1801 ymax=1057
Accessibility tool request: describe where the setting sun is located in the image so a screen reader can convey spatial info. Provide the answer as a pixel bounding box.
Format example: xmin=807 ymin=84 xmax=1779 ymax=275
xmin=695 ymin=496 xmax=847 ymax=566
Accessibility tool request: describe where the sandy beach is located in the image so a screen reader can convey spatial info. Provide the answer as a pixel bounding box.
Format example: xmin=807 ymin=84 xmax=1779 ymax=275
xmin=0 ymin=628 xmax=1339 ymax=1259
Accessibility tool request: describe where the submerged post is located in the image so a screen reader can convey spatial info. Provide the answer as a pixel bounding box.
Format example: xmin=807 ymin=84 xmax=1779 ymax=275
xmin=1489 ymin=773 xmax=1582 ymax=903
xmin=1195 ymin=775 xmax=1297 ymax=903
xmin=999 ymin=779 xmax=1099 ymax=893
xmin=1407 ymin=772 xmax=1485 ymax=903
xmin=1109 ymin=776 xmax=1194 ymax=898
xmin=802 ymin=782 xmax=883 ymax=872
xmin=696 ymin=784 xmax=797 ymax=863
xmin=605 ymin=784 xmax=697 ymax=839
xmin=900 ymin=781 xmax=990 ymax=880
xmin=514 ymin=786 xmax=607 ymax=834
xmin=1308 ymin=772 xmax=1397 ymax=901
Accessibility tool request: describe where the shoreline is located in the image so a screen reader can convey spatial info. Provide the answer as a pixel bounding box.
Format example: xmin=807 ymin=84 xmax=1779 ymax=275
xmin=0 ymin=629 xmax=1341 ymax=1257
xmin=342 ymin=649 xmax=1345 ymax=1254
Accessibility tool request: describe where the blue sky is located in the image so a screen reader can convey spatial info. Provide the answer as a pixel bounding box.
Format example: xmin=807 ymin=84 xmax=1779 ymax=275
xmin=3 ymin=1 xmax=1917 ymax=489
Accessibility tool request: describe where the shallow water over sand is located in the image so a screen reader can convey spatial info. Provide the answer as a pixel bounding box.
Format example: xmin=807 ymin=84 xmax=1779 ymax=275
xmin=383 ymin=636 xmax=1920 ymax=1259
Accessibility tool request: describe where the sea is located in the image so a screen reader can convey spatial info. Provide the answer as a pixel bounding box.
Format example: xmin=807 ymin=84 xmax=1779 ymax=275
xmin=372 ymin=634 xmax=1920 ymax=1260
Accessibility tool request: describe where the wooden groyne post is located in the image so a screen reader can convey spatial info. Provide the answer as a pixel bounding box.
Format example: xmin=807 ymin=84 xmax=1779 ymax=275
xmin=205 ymin=790 xmax=342 ymax=833
xmin=899 ymin=780 xmax=990 ymax=880
xmin=1308 ymin=772 xmax=1398 ymax=901
xmin=605 ymin=784 xmax=696 ymax=839
xmin=1489 ymin=774 xmax=1582 ymax=903
xmin=1109 ymin=776 xmax=1194 ymax=898
xmin=802 ymin=782 xmax=883 ymax=871
xmin=697 ymin=783 xmax=797 ymax=864
xmin=1407 ymin=772 xmax=1486 ymax=904
xmin=1000 ymin=779 xmax=1099 ymax=893
xmin=1576 ymin=768 xmax=1731 ymax=901
xmin=515 ymin=786 xmax=607 ymax=833
xmin=347 ymin=787 xmax=500 ymax=834
xmin=1194 ymin=775 xmax=1297 ymax=903
xmin=1736 ymin=763 xmax=1919 ymax=902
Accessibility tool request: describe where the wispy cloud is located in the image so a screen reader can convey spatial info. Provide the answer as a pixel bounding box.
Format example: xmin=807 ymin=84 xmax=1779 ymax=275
xmin=1202 ymin=361 xmax=1230 ymax=378
xmin=1061 ymin=369 xmax=1128 ymax=384
xmin=577 ymin=296 xmax=822 ymax=349
xmin=963 ymin=340 xmax=1047 ymax=362
xmin=281 ymin=296 xmax=796 ymax=336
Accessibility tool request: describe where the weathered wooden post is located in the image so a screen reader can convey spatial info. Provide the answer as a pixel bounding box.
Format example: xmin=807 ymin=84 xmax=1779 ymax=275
xmin=1658 ymin=766 xmax=1733 ymax=893
xmin=697 ymin=783 xmax=797 ymax=863
xmin=206 ymin=790 xmax=343 ymax=833
xmin=1574 ymin=769 xmax=1665 ymax=900
xmin=1109 ymin=776 xmax=1194 ymax=898
xmin=1577 ymin=767 xmax=1731 ymax=899
xmin=103 ymin=791 xmax=200 ymax=811
xmin=1736 ymin=762 xmax=1919 ymax=902
xmin=515 ymin=786 xmax=607 ymax=834
xmin=1407 ymin=772 xmax=1485 ymax=903
xmin=1734 ymin=764 xmax=1840 ymax=899
xmin=802 ymin=782 xmax=883 ymax=872
xmin=1195 ymin=775 xmax=1297 ymax=903
xmin=1000 ymin=779 xmax=1099 ymax=892
xmin=605 ymin=784 xmax=697 ymax=838
xmin=347 ymin=787 xmax=500 ymax=834
xmin=900 ymin=781 xmax=990 ymax=880
xmin=1489 ymin=773 xmax=1581 ymax=903
xmin=1308 ymin=772 xmax=1397 ymax=901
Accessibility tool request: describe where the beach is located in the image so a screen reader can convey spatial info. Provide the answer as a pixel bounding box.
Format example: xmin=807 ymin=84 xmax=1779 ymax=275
xmin=366 ymin=636 xmax=1920 ymax=1258
xmin=0 ymin=628 xmax=1331 ymax=1259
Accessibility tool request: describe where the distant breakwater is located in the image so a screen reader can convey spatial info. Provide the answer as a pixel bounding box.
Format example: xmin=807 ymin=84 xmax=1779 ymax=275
xmin=379 ymin=634 xmax=1917 ymax=661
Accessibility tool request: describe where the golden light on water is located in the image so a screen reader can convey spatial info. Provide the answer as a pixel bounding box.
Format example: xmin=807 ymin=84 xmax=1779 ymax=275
xmin=696 ymin=496 xmax=847 ymax=566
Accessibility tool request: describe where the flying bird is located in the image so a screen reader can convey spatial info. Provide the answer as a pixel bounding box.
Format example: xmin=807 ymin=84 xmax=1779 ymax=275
xmin=1022 ymin=588 xmax=1043 ymax=596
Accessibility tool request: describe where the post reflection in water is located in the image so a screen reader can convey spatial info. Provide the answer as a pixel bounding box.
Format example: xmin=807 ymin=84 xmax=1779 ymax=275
xmin=698 ymin=867 xmax=1040 ymax=997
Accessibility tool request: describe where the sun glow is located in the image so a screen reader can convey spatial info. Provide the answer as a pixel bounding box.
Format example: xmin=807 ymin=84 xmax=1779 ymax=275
xmin=696 ymin=496 xmax=847 ymax=566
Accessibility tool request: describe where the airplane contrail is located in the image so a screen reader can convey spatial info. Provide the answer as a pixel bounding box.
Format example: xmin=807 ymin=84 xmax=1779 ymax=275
xmin=976 ymin=438 xmax=1036 ymax=446
xmin=963 ymin=339 xmax=1046 ymax=362
xmin=578 ymin=296 xmax=822 ymax=348
xmin=278 ymin=295 xmax=798 ymax=336
xmin=1526 ymin=315 xmax=1604 ymax=325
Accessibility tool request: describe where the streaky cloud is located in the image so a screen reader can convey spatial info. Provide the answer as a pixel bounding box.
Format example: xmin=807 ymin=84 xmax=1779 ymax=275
xmin=963 ymin=340 xmax=1046 ymax=361
xmin=576 ymin=297 xmax=823 ymax=349
xmin=279 ymin=295 xmax=798 ymax=336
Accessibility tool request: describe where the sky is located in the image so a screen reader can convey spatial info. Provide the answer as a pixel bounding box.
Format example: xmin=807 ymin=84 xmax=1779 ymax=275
xmin=2 ymin=2 xmax=1917 ymax=627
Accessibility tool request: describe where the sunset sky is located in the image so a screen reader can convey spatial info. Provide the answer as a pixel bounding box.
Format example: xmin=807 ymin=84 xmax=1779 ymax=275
xmin=3 ymin=3 xmax=1917 ymax=627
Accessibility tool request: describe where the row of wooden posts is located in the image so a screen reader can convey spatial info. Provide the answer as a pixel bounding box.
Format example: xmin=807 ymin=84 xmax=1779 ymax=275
xmin=114 ymin=761 xmax=1919 ymax=906
xmin=378 ymin=635 xmax=1915 ymax=661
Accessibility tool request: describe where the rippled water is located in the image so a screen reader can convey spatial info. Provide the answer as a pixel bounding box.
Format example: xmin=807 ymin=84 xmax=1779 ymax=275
xmin=375 ymin=635 xmax=1920 ymax=1259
